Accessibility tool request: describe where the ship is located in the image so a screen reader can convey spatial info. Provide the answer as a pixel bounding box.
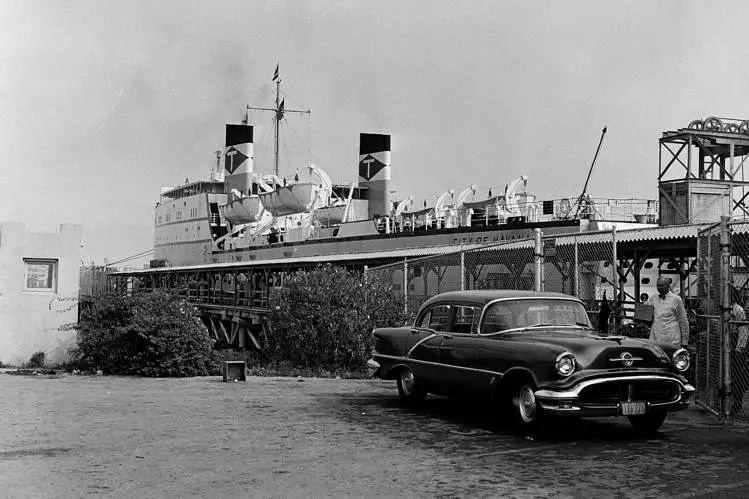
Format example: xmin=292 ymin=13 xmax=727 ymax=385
xmin=152 ymin=72 xmax=658 ymax=268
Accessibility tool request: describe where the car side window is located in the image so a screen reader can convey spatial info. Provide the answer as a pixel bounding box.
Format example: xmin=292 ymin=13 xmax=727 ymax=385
xmin=453 ymin=306 xmax=480 ymax=334
xmin=427 ymin=305 xmax=450 ymax=332
xmin=415 ymin=310 xmax=431 ymax=328
xmin=481 ymin=304 xmax=515 ymax=333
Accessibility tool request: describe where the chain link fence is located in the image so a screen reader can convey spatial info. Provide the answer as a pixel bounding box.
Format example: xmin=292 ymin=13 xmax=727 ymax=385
xmin=693 ymin=219 xmax=749 ymax=421
xmin=695 ymin=223 xmax=722 ymax=416
xmin=368 ymin=229 xmax=618 ymax=327
xmin=728 ymin=221 xmax=749 ymax=420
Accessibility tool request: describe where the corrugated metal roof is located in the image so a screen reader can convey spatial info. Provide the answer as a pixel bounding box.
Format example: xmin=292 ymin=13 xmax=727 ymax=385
xmin=730 ymin=221 xmax=749 ymax=234
xmin=116 ymin=224 xmax=709 ymax=275
xmin=552 ymin=224 xmax=706 ymax=246
xmin=115 ymin=243 xmax=488 ymax=275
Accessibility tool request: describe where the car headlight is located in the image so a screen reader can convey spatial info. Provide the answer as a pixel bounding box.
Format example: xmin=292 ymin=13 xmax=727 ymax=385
xmin=672 ymin=348 xmax=690 ymax=372
xmin=555 ymin=352 xmax=577 ymax=377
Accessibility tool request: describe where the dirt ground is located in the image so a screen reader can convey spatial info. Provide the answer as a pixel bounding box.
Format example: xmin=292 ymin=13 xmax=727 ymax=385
xmin=2 ymin=372 xmax=749 ymax=498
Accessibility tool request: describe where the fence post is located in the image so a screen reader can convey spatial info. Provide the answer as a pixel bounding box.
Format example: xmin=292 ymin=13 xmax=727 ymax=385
xmin=460 ymin=251 xmax=465 ymax=291
xmin=612 ymin=226 xmax=620 ymax=331
xmin=574 ymin=235 xmax=579 ymax=299
xmin=403 ymin=258 xmax=409 ymax=316
xmin=720 ymin=216 xmax=732 ymax=421
xmin=534 ymin=229 xmax=542 ymax=292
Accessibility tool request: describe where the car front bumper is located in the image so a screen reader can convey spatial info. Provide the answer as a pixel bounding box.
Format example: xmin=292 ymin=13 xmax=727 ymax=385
xmin=534 ymin=374 xmax=696 ymax=417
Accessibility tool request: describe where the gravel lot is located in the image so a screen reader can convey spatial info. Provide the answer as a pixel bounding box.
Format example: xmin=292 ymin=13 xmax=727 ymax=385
xmin=2 ymin=372 xmax=749 ymax=498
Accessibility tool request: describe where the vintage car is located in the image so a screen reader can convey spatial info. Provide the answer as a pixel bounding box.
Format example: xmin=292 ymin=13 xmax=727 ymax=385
xmin=367 ymin=290 xmax=695 ymax=433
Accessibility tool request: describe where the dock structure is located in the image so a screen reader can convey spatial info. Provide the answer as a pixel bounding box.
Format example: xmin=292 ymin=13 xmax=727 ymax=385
xmin=108 ymin=224 xmax=707 ymax=349
xmin=107 ymin=116 xmax=749 ymax=350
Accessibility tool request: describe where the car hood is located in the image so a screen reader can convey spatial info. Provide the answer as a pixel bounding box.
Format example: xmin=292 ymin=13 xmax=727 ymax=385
xmin=500 ymin=328 xmax=672 ymax=370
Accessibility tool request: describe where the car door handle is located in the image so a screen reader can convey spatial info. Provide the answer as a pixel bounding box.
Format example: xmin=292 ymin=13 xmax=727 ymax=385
xmin=442 ymin=334 xmax=453 ymax=340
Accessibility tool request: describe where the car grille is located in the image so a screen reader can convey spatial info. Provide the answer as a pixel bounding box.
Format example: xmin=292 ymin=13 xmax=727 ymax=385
xmin=578 ymin=380 xmax=680 ymax=406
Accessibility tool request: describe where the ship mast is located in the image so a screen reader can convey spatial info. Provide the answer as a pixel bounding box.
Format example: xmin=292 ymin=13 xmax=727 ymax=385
xmin=245 ymin=65 xmax=311 ymax=177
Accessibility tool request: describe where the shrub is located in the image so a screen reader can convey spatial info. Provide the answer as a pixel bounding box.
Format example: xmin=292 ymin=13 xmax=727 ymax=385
xmin=266 ymin=264 xmax=408 ymax=370
xmin=77 ymin=290 xmax=218 ymax=376
xmin=25 ymin=351 xmax=46 ymax=369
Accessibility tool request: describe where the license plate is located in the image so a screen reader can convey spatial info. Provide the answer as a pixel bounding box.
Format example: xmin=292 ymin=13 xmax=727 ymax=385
xmin=620 ymin=401 xmax=647 ymax=416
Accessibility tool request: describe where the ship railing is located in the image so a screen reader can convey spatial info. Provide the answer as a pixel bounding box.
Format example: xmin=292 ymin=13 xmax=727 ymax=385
xmin=520 ymin=197 xmax=658 ymax=224
xmin=388 ymin=197 xmax=658 ymax=234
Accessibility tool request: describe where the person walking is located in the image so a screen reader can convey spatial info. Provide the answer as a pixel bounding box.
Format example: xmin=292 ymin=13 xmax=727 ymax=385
xmin=731 ymin=289 xmax=749 ymax=416
xmin=645 ymin=276 xmax=690 ymax=349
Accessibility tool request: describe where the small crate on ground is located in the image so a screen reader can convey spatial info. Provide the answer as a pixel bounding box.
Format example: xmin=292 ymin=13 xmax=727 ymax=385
xmin=222 ymin=361 xmax=246 ymax=382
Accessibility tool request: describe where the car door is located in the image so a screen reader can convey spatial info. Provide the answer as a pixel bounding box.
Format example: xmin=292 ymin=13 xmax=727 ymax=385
xmin=439 ymin=304 xmax=482 ymax=397
xmin=474 ymin=301 xmax=520 ymax=397
xmin=408 ymin=304 xmax=451 ymax=389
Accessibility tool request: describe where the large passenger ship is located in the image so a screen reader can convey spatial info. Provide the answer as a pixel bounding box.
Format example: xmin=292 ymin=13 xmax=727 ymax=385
xmin=152 ymin=73 xmax=657 ymax=268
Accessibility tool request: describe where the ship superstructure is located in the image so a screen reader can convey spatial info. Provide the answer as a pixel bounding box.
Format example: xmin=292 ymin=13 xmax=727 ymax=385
xmin=153 ymin=72 xmax=658 ymax=268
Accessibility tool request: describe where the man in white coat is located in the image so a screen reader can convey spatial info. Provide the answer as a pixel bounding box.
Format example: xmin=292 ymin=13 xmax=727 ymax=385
xmin=645 ymin=277 xmax=690 ymax=349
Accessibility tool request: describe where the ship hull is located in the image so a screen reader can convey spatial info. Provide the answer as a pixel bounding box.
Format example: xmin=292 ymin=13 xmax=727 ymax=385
xmin=207 ymin=219 xmax=581 ymax=264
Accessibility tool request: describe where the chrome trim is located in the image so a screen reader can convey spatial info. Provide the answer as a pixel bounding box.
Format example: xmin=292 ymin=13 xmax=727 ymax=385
xmin=406 ymin=334 xmax=438 ymax=358
xmin=608 ymin=352 xmax=644 ymax=365
xmin=539 ymin=403 xmax=582 ymax=412
xmin=535 ymin=375 xmax=695 ymax=400
xmin=372 ymin=353 xmax=503 ymax=377
xmin=555 ymin=351 xmax=577 ymax=377
xmin=366 ymin=359 xmax=380 ymax=377
xmin=672 ymin=348 xmax=690 ymax=372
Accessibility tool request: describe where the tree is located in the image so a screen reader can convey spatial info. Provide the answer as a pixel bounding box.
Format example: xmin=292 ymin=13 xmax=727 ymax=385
xmin=77 ymin=290 xmax=218 ymax=376
xmin=266 ymin=265 xmax=408 ymax=370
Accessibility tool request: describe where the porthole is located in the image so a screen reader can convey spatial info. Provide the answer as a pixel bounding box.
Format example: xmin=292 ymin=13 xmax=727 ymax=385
xmin=644 ymin=261 xmax=654 ymax=269
xmin=642 ymin=277 xmax=651 ymax=285
xmin=640 ymin=293 xmax=649 ymax=302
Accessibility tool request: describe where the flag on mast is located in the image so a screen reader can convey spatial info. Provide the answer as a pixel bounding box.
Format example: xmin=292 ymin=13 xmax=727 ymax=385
xmin=272 ymin=63 xmax=279 ymax=81
xmin=277 ymin=99 xmax=285 ymax=121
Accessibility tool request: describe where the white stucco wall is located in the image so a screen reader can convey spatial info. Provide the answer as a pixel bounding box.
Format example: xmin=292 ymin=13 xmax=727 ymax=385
xmin=0 ymin=222 xmax=82 ymax=366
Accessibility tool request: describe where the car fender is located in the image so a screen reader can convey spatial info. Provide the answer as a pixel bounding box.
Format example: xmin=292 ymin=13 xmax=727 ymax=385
xmin=381 ymin=361 xmax=412 ymax=380
xmin=491 ymin=366 xmax=539 ymax=399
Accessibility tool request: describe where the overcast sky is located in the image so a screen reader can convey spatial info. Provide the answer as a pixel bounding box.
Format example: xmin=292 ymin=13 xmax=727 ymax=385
xmin=2 ymin=0 xmax=748 ymax=266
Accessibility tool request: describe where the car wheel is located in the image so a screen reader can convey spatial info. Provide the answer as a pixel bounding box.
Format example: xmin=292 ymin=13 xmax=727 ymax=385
xmin=628 ymin=412 xmax=667 ymax=434
xmin=396 ymin=367 xmax=426 ymax=406
xmin=512 ymin=381 xmax=543 ymax=432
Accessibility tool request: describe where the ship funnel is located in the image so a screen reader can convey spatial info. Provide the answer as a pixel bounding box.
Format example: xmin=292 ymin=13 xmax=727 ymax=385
xmin=359 ymin=133 xmax=392 ymax=218
xmin=224 ymin=124 xmax=254 ymax=200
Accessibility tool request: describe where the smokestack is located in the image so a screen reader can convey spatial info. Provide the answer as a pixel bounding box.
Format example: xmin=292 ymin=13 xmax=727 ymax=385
xmin=359 ymin=133 xmax=391 ymax=219
xmin=224 ymin=124 xmax=254 ymax=199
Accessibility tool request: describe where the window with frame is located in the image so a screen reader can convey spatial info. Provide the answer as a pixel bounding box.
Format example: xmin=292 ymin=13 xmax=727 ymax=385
xmin=416 ymin=305 xmax=450 ymax=331
xmin=453 ymin=305 xmax=481 ymax=334
xmin=24 ymin=259 xmax=58 ymax=292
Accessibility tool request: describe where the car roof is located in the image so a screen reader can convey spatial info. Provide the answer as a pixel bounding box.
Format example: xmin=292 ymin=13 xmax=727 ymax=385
xmin=419 ymin=290 xmax=580 ymax=309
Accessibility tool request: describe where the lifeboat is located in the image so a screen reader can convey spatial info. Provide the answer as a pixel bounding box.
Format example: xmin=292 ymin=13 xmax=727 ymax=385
xmin=312 ymin=203 xmax=348 ymax=225
xmin=259 ymin=182 xmax=319 ymax=216
xmin=219 ymin=195 xmax=264 ymax=224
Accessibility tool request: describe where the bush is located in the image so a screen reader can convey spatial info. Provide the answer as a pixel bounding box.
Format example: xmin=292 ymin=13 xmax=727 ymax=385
xmin=25 ymin=351 xmax=46 ymax=369
xmin=266 ymin=264 xmax=408 ymax=370
xmin=77 ymin=290 xmax=219 ymax=376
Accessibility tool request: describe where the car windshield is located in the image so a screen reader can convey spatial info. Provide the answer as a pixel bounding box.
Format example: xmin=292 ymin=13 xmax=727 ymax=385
xmin=480 ymin=298 xmax=592 ymax=334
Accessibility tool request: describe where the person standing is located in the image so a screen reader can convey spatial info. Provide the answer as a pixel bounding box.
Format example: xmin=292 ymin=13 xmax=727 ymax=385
xmin=731 ymin=289 xmax=749 ymax=415
xmin=645 ymin=276 xmax=690 ymax=349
